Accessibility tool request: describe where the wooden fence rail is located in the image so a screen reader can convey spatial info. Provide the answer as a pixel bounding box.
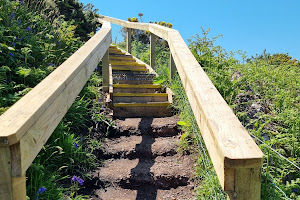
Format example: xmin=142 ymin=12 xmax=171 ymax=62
xmin=100 ymin=16 xmax=263 ymax=200
xmin=0 ymin=21 xmax=112 ymax=200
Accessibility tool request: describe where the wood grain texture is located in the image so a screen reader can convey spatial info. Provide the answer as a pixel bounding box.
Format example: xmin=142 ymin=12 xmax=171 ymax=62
xmin=0 ymin=22 xmax=111 ymax=146
xmin=0 ymin=147 xmax=13 ymax=200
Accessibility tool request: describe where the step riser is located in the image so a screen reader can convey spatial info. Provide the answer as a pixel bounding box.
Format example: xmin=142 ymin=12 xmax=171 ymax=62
xmin=114 ymin=88 xmax=162 ymax=93
xmin=114 ymin=80 xmax=154 ymax=84
xmin=113 ymin=96 xmax=168 ymax=103
xmin=113 ymin=106 xmax=171 ymax=117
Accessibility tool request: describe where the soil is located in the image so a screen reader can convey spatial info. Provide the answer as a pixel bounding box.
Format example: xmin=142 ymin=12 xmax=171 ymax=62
xmin=81 ymin=116 xmax=196 ymax=200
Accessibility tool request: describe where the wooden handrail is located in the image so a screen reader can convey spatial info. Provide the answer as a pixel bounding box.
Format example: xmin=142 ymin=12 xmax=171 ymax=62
xmin=0 ymin=21 xmax=111 ymax=200
xmin=100 ymin=16 xmax=263 ymax=200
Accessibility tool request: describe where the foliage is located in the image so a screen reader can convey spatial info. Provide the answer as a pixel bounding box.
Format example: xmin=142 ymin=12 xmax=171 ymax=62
xmin=24 ymin=0 xmax=101 ymax=40
xmin=0 ymin=0 xmax=82 ymax=111
xmin=0 ymin=1 xmax=114 ymax=199
xmin=188 ymin=28 xmax=300 ymax=199
xmin=248 ymin=49 xmax=300 ymax=66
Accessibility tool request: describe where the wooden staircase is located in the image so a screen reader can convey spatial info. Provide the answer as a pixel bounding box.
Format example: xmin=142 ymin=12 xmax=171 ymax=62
xmin=109 ymin=45 xmax=172 ymax=117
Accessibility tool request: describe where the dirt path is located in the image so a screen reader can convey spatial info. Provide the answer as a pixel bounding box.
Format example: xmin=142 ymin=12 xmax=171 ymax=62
xmin=83 ymin=116 xmax=196 ymax=200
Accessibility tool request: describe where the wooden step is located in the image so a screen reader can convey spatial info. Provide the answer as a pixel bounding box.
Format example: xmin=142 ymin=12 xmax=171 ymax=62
xmin=113 ymin=84 xmax=162 ymax=93
xmin=110 ymin=61 xmax=146 ymax=67
xmin=112 ymin=65 xmax=148 ymax=72
xmin=113 ymin=102 xmax=171 ymax=117
xmin=113 ymin=93 xmax=168 ymax=103
xmin=114 ymin=79 xmax=154 ymax=84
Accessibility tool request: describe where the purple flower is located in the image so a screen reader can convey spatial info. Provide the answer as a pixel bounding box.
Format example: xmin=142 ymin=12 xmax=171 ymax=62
xmin=95 ymin=66 xmax=98 ymax=70
xmin=38 ymin=187 xmax=46 ymax=194
xmin=101 ymin=105 xmax=105 ymax=111
xmin=108 ymin=99 xmax=112 ymax=102
xmin=71 ymin=176 xmax=84 ymax=185
xmin=98 ymin=99 xmax=101 ymax=103
xmin=19 ymin=1 xmax=24 ymax=4
xmin=293 ymin=188 xmax=299 ymax=193
xmin=18 ymin=19 xmax=21 ymax=26
xmin=93 ymin=99 xmax=96 ymax=102
xmin=12 ymin=42 xmax=16 ymax=47
xmin=11 ymin=13 xmax=15 ymax=19
xmin=9 ymin=52 xmax=14 ymax=57
xmin=74 ymin=142 xmax=78 ymax=149
xmin=76 ymin=177 xmax=84 ymax=185
xmin=27 ymin=26 xmax=31 ymax=31
xmin=72 ymin=176 xmax=77 ymax=182
xmin=49 ymin=63 xmax=54 ymax=66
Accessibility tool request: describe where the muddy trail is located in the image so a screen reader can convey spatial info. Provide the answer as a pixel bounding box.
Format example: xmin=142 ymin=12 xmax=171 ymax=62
xmin=81 ymin=116 xmax=196 ymax=200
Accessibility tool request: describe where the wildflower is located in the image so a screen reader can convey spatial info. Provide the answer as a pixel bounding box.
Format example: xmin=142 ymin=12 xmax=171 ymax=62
xmin=98 ymin=99 xmax=101 ymax=103
xmin=95 ymin=66 xmax=98 ymax=70
xmin=71 ymin=176 xmax=77 ymax=182
xmin=37 ymin=187 xmax=47 ymax=194
xmin=108 ymin=99 xmax=112 ymax=102
xmin=18 ymin=19 xmax=21 ymax=26
xmin=293 ymin=188 xmax=299 ymax=193
xmin=11 ymin=13 xmax=15 ymax=19
xmin=36 ymin=187 xmax=46 ymax=199
xmin=27 ymin=26 xmax=31 ymax=31
xmin=93 ymin=99 xmax=96 ymax=102
xmin=12 ymin=42 xmax=16 ymax=47
xmin=76 ymin=177 xmax=84 ymax=185
xmin=74 ymin=142 xmax=78 ymax=149
xmin=71 ymin=176 xmax=84 ymax=185
xmin=101 ymin=105 xmax=105 ymax=111
xmin=49 ymin=63 xmax=54 ymax=66
xmin=9 ymin=52 xmax=14 ymax=57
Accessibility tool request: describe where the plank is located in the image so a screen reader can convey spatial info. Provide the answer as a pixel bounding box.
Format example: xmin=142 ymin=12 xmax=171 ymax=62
xmin=113 ymin=102 xmax=171 ymax=107
xmin=0 ymin=147 xmax=13 ymax=200
xmin=113 ymin=93 xmax=168 ymax=97
xmin=113 ymin=84 xmax=162 ymax=88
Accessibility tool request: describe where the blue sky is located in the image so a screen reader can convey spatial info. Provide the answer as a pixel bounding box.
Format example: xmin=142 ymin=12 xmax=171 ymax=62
xmin=80 ymin=0 xmax=300 ymax=60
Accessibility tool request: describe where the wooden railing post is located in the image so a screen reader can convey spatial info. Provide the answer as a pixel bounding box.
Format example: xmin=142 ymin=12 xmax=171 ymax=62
xmin=170 ymin=52 xmax=176 ymax=80
xmin=0 ymin=146 xmax=26 ymax=200
xmin=150 ymin=33 xmax=156 ymax=69
xmin=102 ymin=49 xmax=109 ymax=92
xmin=226 ymin=167 xmax=261 ymax=200
xmin=126 ymin=28 xmax=131 ymax=53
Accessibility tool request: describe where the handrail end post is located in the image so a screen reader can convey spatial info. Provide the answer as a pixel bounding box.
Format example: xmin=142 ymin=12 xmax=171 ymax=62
xmin=0 ymin=146 xmax=26 ymax=200
xmin=225 ymin=167 xmax=261 ymax=200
